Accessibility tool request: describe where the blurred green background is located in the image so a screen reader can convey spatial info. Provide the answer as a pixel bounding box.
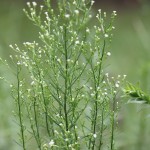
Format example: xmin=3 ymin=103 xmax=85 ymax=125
xmin=0 ymin=0 xmax=150 ymax=149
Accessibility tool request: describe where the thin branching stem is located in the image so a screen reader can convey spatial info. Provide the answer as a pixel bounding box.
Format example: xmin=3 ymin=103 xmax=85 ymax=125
xmin=16 ymin=66 xmax=26 ymax=150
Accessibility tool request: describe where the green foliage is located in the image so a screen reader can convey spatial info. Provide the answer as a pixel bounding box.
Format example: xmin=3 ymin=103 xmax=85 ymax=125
xmin=124 ymin=82 xmax=150 ymax=104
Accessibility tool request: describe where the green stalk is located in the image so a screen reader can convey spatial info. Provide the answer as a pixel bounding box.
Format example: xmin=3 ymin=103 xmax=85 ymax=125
xmin=37 ymin=66 xmax=51 ymax=137
xmin=91 ymin=40 xmax=106 ymax=150
xmin=110 ymin=111 xmax=115 ymax=150
xmin=98 ymin=107 xmax=104 ymax=150
xmin=64 ymin=26 xmax=69 ymax=132
xmin=33 ymin=97 xmax=41 ymax=150
xmin=16 ymin=66 xmax=26 ymax=150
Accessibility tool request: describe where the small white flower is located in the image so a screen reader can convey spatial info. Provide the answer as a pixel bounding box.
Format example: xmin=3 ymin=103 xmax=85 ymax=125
xmin=9 ymin=45 xmax=13 ymax=49
xmin=31 ymin=81 xmax=35 ymax=85
xmin=105 ymin=73 xmax=109 ymax=77
xmin=86 ymin=28 xmax=90 ymax=33
xmin=27 ymin=2 xmax=30 ymax=6
xmin=96 ymin=14 xmax=99 ymax=18
xmin=98 ymin=9 xmax=101 ymax=13
xmin=118 ymin=75 xmax=121 ymax=78
xmin=104 ymin=92 xmax=107 ymax=95
xmin=73 ymin=1 xmax=76 ymax=5
xmin=97 ymin=61 xmax=100 ymax=65
xmin=54 ymin=130 xmax=59 ymax=134
xmin=93 ymin=133 xmax=97 ymax=138
xmin=91 ymin=93 xmax=95 ymax=97
xmin=115 ymin=83 xmax=119 ymax=88
xmin=57 ymin=58 xmax=61 ymax=63
xmin=89 ymin=87 xmax=93 ymax=90
xmin=103 ymin=81 xmax=106 ymax=84
xmin=113 ymin=10 xmax=117 ymax=16
xmin=107 ymin=52 xmax=111 ymax=56
xmin=17 ymin=61 xmax=21 ymax=65
xmin=91 ymin=0 xmax=95 ymax=5
xmin=49 ymin=140 xmax=55 ymax=147
xmin=59 ymin=123 xmax=63 ymax=126
xmin=114 ymin=90 xmax=117 ymax=94
xmin=75 ymin=41 xmax=80 ymax=45
xmin=104 ymin=34 xmax=109 ymax=38
xmin=45 ymin=12 xmax=48 ymax=15
xmin=97 ymin=87 xmax=100 ymax=90
xmin=123 ymin=74 xmax=127 ymax=78
xmin=89 ymin=14 xmax=92 ymax=18
xmin=103 ymin=12 xmax=106 ymax=18
xmin=74 ymin=10 xmax=79 ymax=14
xmin=40 ymin=5 xmax=44 ymax=9
xmin=32 ymin=2 xmax=37 ymax=6
xmin=65 ymin=14 xmax=70 ymax=18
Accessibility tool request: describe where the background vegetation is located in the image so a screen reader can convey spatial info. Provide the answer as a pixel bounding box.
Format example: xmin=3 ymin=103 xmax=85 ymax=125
xmin=0 ymin=0 xmax=150 ymax=149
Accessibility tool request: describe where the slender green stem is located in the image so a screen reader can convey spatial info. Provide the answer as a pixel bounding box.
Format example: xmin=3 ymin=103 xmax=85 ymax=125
xmin=91 ymin=40 xmax=106 ymax=150
xmin=16 ymin=66 xmax=26 ymax=150
xmin=110 ymin=111 xmax=115 ymax=150
xmin=64 ymin=26 xmax=69 ymax=131
xmin=98 ymin=106 xmax=104 ymax=150
xmin=33 ymin=97 xmax=41 ymax=150
xmin=37 ymin=66 xmax=51 ymax=137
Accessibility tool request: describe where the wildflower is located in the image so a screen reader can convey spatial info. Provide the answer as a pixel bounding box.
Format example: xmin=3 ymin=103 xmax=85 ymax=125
xmin=104 ymin=34 xmax=109 ymax=38
xmin=89 ymin=14 xmax=92 ymax=18
xmin=98 ymin=9 xmax=101 ymax=13
xmin=89 ymin=87 xmax=93 ymax=90
xmin=104 ymin=12 xmax=106 ymax=17
xmin=32 ymin=2 xmax=37 ymax=7
xmin=49 ymin=140 xmax=55 ymax=147
xmin=75 ymin=41 xmax=79 ymax=45
xmin=65 ymin=14 xmax=70 ymax=18
xmin=31 ymin=81 xmax=35 ymax=85
xmin=86 ymin=28 xmax=90 ymax=33
xmin=104 ymin=92 xmax=108 ymax=95
xmin=113 ymin=10 xmax=117 ymax=16
xmin=118 ymin=75 xmax=121 ymax=78
xmin=17 ymin=61 xmax=21 ymax=65
xmin=74 ymin=10 xmax=79 ymax=15
xmin=91 ymin=93 xmax=95 ymax=97
xmin=91 ymin=1 xmax=95 ymax=5
xmin=107 ymin=52 xmax=111 ymax=56
xmin=9 ymin=45 xmax=13 ymax=49
xmin=57 ymin=58 xmax=61 ymax=63
xmin=114 ymin=90 xmax=117 ymax=94
xmin=27 ymin=2 xmax=30 ymax=6
xmin=97 ymin=61 xmax=100 ymax=65
xmin=93 ymin=133 xmax=97 ymax=138
xmin=115 ymin=83 xmax=119 ymax=88
xmin=40 ymin=5 xmax=44 ymax=9
xmin=123 ymin=74 xmax=127 ymax=78
xmin=105 ymin=73 xmax=109 ymax=77
xmin=73 ymin=1 xmax=76 ymax=5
